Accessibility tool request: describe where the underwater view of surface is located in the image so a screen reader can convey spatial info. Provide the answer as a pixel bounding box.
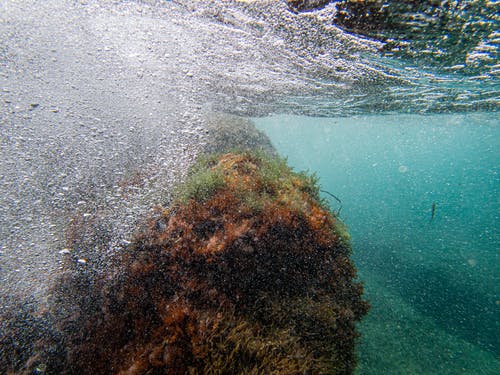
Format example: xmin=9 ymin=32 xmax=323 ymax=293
xmin=1 ymin=0 xmax=499 ymax=373
xmin=255 ymin=113 xmax=499 ymax=374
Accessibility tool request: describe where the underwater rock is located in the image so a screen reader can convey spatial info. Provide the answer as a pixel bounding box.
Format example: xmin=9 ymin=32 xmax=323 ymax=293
xmin=0 ymin=295 xmax=62 ymax=374
xmin=30 ymin=151 xmax=368 ymax=374
xmin=334 ymin=1 xmax=499 ymax=72
xmin=286 ymin=0 xmax=333 ymax=13
xmin=287 ymin=0 xmax=498 ymax=75
xmin=202 ymin=114 xmax=276 ymax=156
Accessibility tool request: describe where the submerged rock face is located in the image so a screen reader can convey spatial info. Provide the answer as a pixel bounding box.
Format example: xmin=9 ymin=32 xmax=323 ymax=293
xmin=286 ymin=0 xmax=333 ymax=12
xmin=202 ymin=114 xmax=277 ymax=156
xmin=39 ymin=152 xmax=368 ymax=374
xmin=287 ymin=0 xmax=498 ymax=75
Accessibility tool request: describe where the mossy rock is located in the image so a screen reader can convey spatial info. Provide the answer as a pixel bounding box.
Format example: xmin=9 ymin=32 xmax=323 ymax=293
xmin=30 ymin=151 xmax=367 ymax=374
xmin=202 ymin=114 xmax=276 ymax=156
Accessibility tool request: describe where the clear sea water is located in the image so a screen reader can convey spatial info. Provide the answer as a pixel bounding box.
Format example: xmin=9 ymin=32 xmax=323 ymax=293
xmin=1 ymin=1 xmax=499 ymax=373
xmin=255 ymin=113 xmax=499 ymax=374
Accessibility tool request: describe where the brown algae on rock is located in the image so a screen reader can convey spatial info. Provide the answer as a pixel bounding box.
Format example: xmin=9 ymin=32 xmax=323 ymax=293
xmin=37 ymin=151 xmax=368 ymax=374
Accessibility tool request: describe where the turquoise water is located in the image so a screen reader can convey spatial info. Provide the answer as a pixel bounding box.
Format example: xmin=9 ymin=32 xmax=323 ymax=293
xmin=255 ymin=114 xmax=499 ymax=374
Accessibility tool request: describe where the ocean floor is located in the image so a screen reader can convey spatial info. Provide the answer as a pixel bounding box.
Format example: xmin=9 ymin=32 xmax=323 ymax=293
xmin=255 ymin=113 xmax=500 ymax=374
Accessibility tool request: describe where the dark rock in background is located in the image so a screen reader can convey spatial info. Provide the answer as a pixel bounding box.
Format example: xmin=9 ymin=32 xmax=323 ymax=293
xmin=286 ymin=0 xmax=334 ymax=13
xmin=202 ymin=114 xmax=277 ymax=156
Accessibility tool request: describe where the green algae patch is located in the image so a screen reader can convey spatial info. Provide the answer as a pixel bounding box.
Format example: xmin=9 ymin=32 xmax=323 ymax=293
xmin=43 ymin=151 xmax=368 ymax=374
xmin=175 ymin=160 xmax=225 ymax=204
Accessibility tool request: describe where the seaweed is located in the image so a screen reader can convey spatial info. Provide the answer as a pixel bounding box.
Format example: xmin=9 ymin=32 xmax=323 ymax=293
xmin=28 ymin=151 xmax=368 ymax=374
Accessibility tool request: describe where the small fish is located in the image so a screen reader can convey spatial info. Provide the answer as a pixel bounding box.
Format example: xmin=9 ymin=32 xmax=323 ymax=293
xmin=430 ymin=202 xmax=436 ymax=223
